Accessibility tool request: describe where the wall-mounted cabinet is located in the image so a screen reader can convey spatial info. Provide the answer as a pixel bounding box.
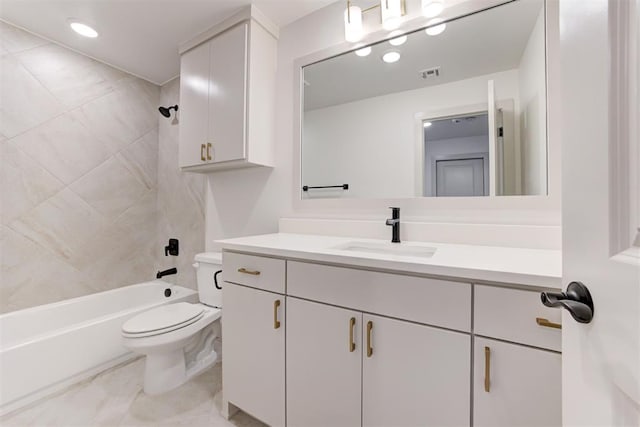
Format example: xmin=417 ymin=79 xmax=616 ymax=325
xmin=178 ymin=7 xmax=277 ymax=172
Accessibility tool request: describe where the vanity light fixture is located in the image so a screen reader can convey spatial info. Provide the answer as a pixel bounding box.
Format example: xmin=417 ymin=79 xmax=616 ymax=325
xmin=344 ymin=2 xmax=364 ymax=42
xmin=355 ymin=46 xmax=372 ymax=57
xmin=68 ymin=20 xmax=98 ymax=38
xmin=388 ymin=30 xmax=407 ymax=46
xmin=425 ymin=18 xmax=446 ymax=36
xmin=422 ymin=0 xmax=444 ymax=18
xmin=381 ymin=0 xmax=404 ymax=30
xmin=382 ymin=50 xmax=401 ymax=63
xmin=343 ymin=0 xmax=406 ymax=43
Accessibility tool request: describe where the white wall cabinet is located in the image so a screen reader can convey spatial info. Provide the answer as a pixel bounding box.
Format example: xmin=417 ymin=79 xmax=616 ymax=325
xmin=179 ymin=8 xmax=277 ymax=172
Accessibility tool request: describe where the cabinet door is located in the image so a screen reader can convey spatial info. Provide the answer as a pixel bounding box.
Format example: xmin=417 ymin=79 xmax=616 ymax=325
xmin=362 ymin=314 xmax=471 ymax=427
xmin=208 ymin=23 xmax=247 ymax=163
xmin=474 ymin=337 xmax=561 ymax=427
xmin=287 ymin=298 xmax=362 ymax=427
xmin=179 ymin=41 xmax=209 ymax=168
xmin=222 ymin=283 xmax=284 ymax=426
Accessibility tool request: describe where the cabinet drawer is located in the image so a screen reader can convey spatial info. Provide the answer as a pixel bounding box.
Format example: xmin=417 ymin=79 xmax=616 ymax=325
xmin=474 ymin=285 xmax=561 ymax=351
xmin=223 ymin=252 xmax=285 ymax=294
xmin=287 ymin=261 xmax=471 ymax=332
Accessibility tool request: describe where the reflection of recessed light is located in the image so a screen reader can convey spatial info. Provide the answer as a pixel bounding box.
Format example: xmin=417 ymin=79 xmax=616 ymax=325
xmin=382 ymin=50 xmax=401 ymax=63
xmin=355 ymin=46 xmax=372 ymax=57
xmin=69 ymin=20 xmax=98 ymax=38
xmin=422 ymin=0 xmax=444 ymax=18
xmin=388 ymin=31 xmax=407 ymax=46
xmin=423 ymin=121 xmax=432 ymax=127
xmin=425 ymin=18 xmax=446 ymax=36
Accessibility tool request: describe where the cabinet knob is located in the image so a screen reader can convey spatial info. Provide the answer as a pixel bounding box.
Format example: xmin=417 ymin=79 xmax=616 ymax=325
xmin=366 ymin=321 xmax=373 ymax=357
xmin=200 ymin=144 xmax=206 ymax=161
xmin=273 ymin=299 xmax=281 ymax=329
xmin=207 ymin=143 xmax=212 ymax=161
xmin=349 ymin=317 xmax=356 ymax=353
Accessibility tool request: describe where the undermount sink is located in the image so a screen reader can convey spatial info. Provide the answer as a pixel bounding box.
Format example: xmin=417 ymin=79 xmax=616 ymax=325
xmin=332 ymin=241 xmax=437 ymax=258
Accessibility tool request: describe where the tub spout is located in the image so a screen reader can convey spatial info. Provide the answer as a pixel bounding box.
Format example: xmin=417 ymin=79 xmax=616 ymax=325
xmin=156 ymin=268 xmax=177 ymax=279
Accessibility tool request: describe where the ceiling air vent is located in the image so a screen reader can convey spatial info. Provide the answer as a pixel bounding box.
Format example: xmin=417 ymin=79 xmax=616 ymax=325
xmin=420 ymin=66 xmax=441 ymax=79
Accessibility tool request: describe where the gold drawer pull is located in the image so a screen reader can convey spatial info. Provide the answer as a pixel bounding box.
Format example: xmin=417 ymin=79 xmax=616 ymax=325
xmin=349 ymin=317 xmax=356 ymax=352
xmin=273 ymin=299 xmax=281 ymax=329
xmin=484 ymin=346 xmax=491 ymax=393
xmin=536 ymin=317 xmax=562 ymax=329
xmin=237 ymin=268 xmax=260 ymax=276
xmin=200 ymin=144 xmax=206 ymax=161
xmin=207 ymin=143 xmax=212 ymax=160
xmin=366 ymin=320 xmax=373 ymax=357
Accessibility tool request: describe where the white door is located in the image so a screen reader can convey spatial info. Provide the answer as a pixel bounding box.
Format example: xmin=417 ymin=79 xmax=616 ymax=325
xmin=362 ymin=314 xmax=471 ymax=427
xmin=436 ymin=157 xmax=485 ymax=197
xmin=560 ymin=0 xmax=640 ymax=425
xmin=286 ymin=298 xmax=362 ymax=427
xmin=487 ymin=80 xmax=498 ymax=196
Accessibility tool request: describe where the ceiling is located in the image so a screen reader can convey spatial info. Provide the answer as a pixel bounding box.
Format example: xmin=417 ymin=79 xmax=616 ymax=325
xmin=0 ymin=0 xmax=336 ymax=85
xmin=424 ymin=113 xmax=489 ymax=141
xmin=303 ymin=0 xmax=543 ymax=110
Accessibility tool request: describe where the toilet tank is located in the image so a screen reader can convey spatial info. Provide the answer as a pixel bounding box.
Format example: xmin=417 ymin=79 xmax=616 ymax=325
xmin=194 ymin=252 xmax=223 ymax=308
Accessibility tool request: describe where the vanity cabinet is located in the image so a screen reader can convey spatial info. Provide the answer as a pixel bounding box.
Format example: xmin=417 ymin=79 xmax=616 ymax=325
xmin=179 ymin=10 xmax=277 ymax=172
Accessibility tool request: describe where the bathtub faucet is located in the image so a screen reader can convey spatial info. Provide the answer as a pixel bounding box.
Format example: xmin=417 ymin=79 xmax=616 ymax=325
xmin=156 ymin=268 xmax=177 ymax=279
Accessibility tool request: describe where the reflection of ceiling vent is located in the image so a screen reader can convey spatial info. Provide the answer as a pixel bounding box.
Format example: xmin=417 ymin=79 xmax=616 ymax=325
xmin=420 ymin=66 xmax=441 ymax=79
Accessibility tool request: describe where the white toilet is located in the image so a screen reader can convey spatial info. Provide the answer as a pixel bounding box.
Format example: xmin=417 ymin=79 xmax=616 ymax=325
xmin=122 ymin=252 xmax=223 ymax=395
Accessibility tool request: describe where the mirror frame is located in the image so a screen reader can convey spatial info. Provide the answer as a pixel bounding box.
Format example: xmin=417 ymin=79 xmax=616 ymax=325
xmin=292 ymin=0 xmax=560 ymax=225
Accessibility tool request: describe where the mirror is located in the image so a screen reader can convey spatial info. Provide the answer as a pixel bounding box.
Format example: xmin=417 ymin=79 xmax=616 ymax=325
xmin=301 ymin=0 xmax=547 ymax=199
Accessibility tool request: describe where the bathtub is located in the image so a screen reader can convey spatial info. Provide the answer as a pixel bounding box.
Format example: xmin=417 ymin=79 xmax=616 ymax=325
xmin=0 ymin=281 xmax=197 ymax=416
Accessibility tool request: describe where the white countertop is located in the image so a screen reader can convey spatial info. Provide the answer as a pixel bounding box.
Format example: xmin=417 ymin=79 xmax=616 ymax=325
xmin=215 ymin=233 xmax=562 ymax=289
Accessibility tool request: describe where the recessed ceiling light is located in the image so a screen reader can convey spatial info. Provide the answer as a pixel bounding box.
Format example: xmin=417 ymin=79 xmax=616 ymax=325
xmin=422 ymin=0 xmax=444 ymax=18
xmin=382 ymin=50 xmax=401 ymax=63
xmin=355 ymin=46 xmax=372 ymax=57
xmin=425 ymin=18 xmax=446 ymax=36
xmin=388 ymin=31 xmax=407 ymax=46
xmin=68 ymin=20 xmax=98 ymax=38
xmin=423 ymin=121 xmax=433 ymax=127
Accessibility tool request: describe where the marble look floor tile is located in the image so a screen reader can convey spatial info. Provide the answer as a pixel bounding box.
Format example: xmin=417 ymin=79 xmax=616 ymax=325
xmin=8 ymin=189 xmax=108 ymax=262
xmin=0 ymin=54 xmax=65 ymax=138
xmin=16 ymin=44 xmax=116 ymax=108
xmin=0 ymin=140 xmax=64 ymax=225
xmin=69 ymin=156 xmax=149 ymax=219
xmin=0 ymin=22 xmax=49 ymax=54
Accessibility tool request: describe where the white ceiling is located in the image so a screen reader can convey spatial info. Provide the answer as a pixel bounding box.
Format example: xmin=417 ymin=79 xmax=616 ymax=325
xmin=0 ymin=0 xmax=336 ymax=85
xmin=425 ymin=113 xmax=489 ymax=141
xmin=303 ymin=0 xmax=543 ymax=110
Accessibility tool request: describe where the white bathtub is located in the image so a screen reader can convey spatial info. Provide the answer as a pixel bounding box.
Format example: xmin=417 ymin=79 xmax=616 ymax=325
xmin=0 ymin=281 xmax=197 ymax=416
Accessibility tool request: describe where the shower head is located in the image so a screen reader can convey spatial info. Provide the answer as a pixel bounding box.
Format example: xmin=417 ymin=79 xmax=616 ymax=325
xmin=158 ymin=105 xmax=178 ymax=118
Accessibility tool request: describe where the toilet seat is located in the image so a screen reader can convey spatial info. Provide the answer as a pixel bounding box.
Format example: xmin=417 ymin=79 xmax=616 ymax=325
xmin=122 ymin=302 xmax=205 ymax=338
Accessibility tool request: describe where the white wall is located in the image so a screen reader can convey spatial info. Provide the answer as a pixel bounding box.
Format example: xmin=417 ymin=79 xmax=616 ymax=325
xmin=518 ymin=9 xmax=547 ymax=195
xmin=303 ymin=70 xmax=518 ymax=199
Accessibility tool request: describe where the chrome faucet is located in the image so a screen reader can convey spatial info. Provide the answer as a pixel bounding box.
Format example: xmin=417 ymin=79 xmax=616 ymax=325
xmin=385 ymin=207 xmax=401 ymax=243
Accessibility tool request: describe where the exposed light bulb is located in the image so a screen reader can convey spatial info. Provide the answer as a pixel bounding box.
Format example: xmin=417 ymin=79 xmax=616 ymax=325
xmin=344 ymin=5 xmax=363 ymax=42
xmin=422 ymin=0 xmax=444 ymax=18
xmin=382 ymin=50 xmax=401 ymax=63
xmin=69 ymin=20 xmax=98 ymax=38
xmin=388 ymin=30 xmax=407 ymax=46
xmin=423 ymin=121 xmax=433 ymax=127
xmin=381 ymin=0 xmax=403 ymax=30
xmin=425 ymin=18 xmax=446 ymax=36
xmin=355 ymin=46 xmax=372 ymax=57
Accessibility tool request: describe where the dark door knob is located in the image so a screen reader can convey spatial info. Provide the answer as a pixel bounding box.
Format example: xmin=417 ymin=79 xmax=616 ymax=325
xmin=541 ymin=281 xmax=594 ymax=323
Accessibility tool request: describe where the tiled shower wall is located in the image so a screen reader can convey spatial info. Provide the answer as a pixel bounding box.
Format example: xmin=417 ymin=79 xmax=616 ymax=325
xmin=0 ymin=22 xmax=205 ymax=313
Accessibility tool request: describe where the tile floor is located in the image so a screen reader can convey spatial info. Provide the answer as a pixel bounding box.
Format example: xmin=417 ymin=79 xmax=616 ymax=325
xmin=1 ymin=359 xmax=265 ymax=427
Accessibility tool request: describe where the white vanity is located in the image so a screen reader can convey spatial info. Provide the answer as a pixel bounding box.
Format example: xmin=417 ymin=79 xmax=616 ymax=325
xmin=217 ymin=233 xmax=562 ymax=427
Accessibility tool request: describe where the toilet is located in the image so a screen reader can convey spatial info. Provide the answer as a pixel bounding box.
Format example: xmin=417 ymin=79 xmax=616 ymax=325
xmin=122 ymin=252 xmax=223 ymax=395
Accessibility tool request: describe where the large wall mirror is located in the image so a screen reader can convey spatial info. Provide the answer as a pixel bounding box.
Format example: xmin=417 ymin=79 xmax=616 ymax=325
xmin=301 ymin=0 xmax=547 ymax=199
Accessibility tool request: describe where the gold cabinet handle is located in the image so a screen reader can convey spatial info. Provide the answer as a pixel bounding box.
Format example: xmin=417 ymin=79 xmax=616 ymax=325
xmin=536 ymin=317 xmax=562 ymax=329
xmin=207 ymin=143 xmax=212 ymax=160
xmin=484 ymin=346 xmax=491 ymax=393
xmin=366 ymin=320 xmax=373 ymax=357
xmin=273 ymin=299 xmax=281 ymax=329
xmin=349 ymin=317 xmax=356 ymax=352
xmin=237 ymin=268 xmax=260 ymax=276
xmin=200 ymin=144 xmax=206 ymax=161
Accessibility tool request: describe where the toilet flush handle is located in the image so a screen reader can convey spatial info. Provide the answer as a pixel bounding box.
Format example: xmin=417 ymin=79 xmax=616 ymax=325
xmin=192 ymin=262 xmax=199 ymax=269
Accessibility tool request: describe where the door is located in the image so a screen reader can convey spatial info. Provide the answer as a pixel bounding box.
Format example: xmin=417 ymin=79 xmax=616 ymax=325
xmin=362 ymin=314 xmax=470 ymax=427
xmin=286 ymin=298 xmax=362 ymax=427
xmin=560 ymin=0 xmax=640 ymax=425
xmin=473 ymin=338 xmax=561 ymax=427
xmin=178 ymin=41 xmax=209 ymax=168
xmin=208 ymin=23 xmax=247 ymax=163
xmin=222 ymin=284 xmax=285 ymax=426
xmin=487 ymin=80 xmax=498 ymax=196
xmin=436 ymin=157 xmax=486 ymax=196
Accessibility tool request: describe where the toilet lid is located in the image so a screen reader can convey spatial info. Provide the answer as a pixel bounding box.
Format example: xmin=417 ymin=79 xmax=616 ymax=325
xmin=122 ymin=302 xmax=204 ymax=335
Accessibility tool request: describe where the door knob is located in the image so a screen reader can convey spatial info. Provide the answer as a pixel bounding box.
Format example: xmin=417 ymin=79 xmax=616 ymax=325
xmin=540 ymin=281 xmax=594 ymax=323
